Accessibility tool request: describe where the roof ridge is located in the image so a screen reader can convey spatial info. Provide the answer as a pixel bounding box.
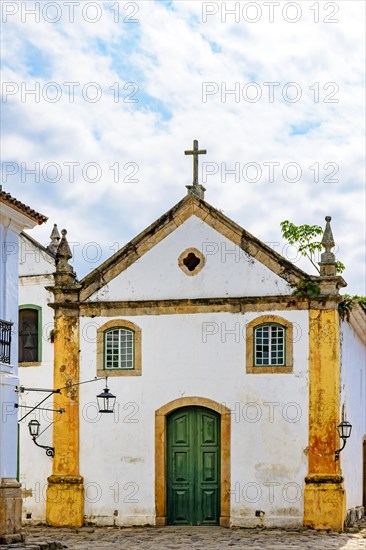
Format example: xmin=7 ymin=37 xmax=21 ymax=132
xmin=0 ymin=187 xmax=48 ymax=224
xmin=20 ymin=231 xmax=56 ymax=259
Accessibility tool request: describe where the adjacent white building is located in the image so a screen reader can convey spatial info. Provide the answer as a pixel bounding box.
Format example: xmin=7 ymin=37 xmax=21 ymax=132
xmin=0 ymin=187 xmax=47 ymax=537
xmin=17 ymin=229 xmax=58 ymax=522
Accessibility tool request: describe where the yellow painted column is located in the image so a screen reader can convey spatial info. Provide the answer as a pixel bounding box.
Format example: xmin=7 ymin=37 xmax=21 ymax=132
xmin=304 ymin=308 xmax=346 ymax=530
xmin=46 ymin=309 xmax=84 ymax=527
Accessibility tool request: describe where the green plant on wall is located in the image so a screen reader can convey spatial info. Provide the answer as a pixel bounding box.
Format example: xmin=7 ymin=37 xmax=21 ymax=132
xmin=280 ymin=220 xmax=345 ymax=274
xmin=280 ymin=221 xmax=364 ymax=315
xmin=292 ymin=279 xmax=321 ymax=299
xmin=338 ymin=295 xmax=366 ymax=321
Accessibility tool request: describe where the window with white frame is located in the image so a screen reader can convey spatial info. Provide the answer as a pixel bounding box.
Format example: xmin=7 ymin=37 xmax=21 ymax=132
xmin=254 ymin=324 xmax=285 ymax=366
xmin=104 ymin=327 xmax=134 ymax=370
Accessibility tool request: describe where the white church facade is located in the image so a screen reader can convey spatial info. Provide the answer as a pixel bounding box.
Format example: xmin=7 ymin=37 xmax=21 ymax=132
xmin=17 ymin=184 xmax=365 ymax=531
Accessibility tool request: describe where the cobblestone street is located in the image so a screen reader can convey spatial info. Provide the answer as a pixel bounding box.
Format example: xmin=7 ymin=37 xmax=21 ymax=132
xmin=2 ymin=523 xmax=365 ymax=550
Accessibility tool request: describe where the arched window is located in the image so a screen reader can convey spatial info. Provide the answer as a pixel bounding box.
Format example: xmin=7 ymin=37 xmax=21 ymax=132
xmin=97 ymin=319 xmax=142 ymax=377
xmin=246 ymin=315 xmax=293 ymax=374
xmin=254 ymin=324 xmax=285 ymax=366
xmin=104 ymin=327 xmax=134 ymax=370
xmin=19 ymin=306 xmax=42 ymax=364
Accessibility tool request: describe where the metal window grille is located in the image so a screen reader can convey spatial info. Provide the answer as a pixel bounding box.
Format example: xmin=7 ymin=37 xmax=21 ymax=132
xmin=254 ymin=324 xmax=285 ymax=366
xmin=0 ymin=319 xmax=13 ymax=364
xmin=105 ymin=328 xmax=134 ymax=370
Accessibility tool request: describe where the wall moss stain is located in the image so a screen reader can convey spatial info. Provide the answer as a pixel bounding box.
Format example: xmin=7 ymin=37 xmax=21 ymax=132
xmin=273 ymin=507 xmax=301 ymax=516
xmin=122 ymin=457 xmax=144 ymax=464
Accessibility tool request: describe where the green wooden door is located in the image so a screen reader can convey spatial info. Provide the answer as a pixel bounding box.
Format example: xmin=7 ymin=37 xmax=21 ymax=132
xmin=167 ymin=406 xmax=220 ymax=525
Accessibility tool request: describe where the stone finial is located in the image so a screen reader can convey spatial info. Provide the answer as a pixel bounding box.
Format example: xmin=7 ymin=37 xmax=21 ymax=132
xmin=56 ymin=229 xmax=74 ymax=275
xmin=47 ymin=224 xmax=61 ymax=255
xmin=319 ymin=216 xmax=336 ymax=276
xmin=51 ymin=228 xmax=80 ymax=298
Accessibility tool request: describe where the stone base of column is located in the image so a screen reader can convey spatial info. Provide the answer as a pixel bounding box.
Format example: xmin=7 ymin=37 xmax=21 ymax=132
xmin=155 ymin=516 xmax=167 ymax=526
xmin=46 ymin=475 xmax=84 ymax=527
xmin=219 ymin=516 xmax=230 ymax=528
xmin=0 ymin=478 xmax=22 ymax=535
xmin=304 ymin=475 xmax=346 ymax=531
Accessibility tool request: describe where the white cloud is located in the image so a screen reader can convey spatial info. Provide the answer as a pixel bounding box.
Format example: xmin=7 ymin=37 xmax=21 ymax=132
xmin=2 ymin=0 xmax=365 ymax=292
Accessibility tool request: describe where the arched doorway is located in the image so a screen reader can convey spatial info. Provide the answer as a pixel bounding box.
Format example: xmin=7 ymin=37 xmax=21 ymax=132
xmin=167 ymin=406 xmax=220 ymax=525
xmin=155 ymin=397 xmax=231 ymax=527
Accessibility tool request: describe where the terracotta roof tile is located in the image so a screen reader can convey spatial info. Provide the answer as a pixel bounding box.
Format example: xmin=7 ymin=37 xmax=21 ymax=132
xmin=0 ymin=187 xmax=47 ymax=224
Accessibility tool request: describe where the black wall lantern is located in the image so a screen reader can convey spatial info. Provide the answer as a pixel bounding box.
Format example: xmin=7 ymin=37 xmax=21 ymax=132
xmin=28 ymin=419 xmax=55 ymax=457
xmin=16 ymin=377 xmax=116 ymax=458
xmin=335 ymin=420 xmax=352 ymax=461
xmin=97 ymin=379 xmax=116 ymax=413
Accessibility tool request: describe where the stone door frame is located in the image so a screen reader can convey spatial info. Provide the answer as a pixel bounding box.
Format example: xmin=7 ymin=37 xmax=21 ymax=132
xmin=155 ymin=397 xmax=231 ymax=527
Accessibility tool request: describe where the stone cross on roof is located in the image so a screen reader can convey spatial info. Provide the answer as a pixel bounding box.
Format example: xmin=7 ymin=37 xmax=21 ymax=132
xmin=184 ymin=139 xmax=207 ymax=200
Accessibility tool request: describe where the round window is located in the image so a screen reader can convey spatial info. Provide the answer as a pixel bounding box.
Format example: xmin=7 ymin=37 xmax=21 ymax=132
xmin=178 ymin=247 xmax=206 ymax=276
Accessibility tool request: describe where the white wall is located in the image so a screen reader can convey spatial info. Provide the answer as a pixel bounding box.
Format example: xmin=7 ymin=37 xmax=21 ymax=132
xmin=78 ymin=309 xmax=309 ymax=528
xmin=17 ymin=235 xmax=55 ymax=521
xmin=19 ymin=234 xmax=55 ymax=277
xmin=340 ymin=316 xmax=366 ymax=510
xmin=89 ymin=216 xmax=292 ymax=302
xmin=0 ymin=205 xmax=41 ymax=502
xmin=0 ymin=222 xmax=20 ymax=482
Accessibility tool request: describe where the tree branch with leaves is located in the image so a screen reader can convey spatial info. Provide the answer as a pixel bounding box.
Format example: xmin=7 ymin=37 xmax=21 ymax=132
xmin=280 ymin=220 xmax=345 ymax=274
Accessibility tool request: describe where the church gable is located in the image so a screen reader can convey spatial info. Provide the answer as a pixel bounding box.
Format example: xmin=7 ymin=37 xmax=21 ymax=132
xmin=82 ymin=195 xmax=307 ymax=302
xmin=88 ymin=215 xmax=292 ymax=301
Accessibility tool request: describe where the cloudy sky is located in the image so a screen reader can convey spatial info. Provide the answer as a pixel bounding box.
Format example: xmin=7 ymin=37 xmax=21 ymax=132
xmin=1 ymin=0 xmax=365 ymax=293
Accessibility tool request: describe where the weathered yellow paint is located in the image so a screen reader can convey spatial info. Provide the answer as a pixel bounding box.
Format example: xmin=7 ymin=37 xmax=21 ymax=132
xmin=47 ymin=475 xmax=84 ymax=527
xmin=46 ymin=313 xmax=84 ymax=527
xmin=304 ymin=309 xmax=346 ymax=531
xmin=304 ymin=476 xmax=346 ymax=530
